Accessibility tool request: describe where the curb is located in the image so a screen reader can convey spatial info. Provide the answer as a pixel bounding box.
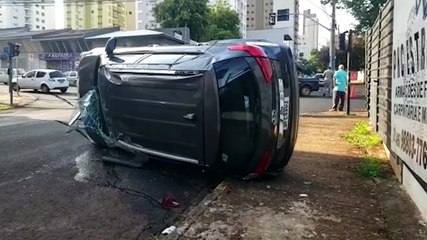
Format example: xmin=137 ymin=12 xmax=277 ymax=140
xmin=160 ymin=181 xmax=230 ymax=240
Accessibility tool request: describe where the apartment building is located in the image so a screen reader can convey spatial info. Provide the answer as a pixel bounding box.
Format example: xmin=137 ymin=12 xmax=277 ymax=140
xmin=65 ymin=1 xmax=137 ymax=30
xmin=138 ymin=0 xmax=163 ymax=29
xmin=246 ymin=0 xmax=300 ymax=57
xmin=302 ymin=9 xmax=319 ymax=52
xmin=209 ymin=0 xmax=247 ymax=37
xmin=246 ymin=0 xmax=273 ymax=30
xmin=0 ymin=2 xmax=55 ymax=30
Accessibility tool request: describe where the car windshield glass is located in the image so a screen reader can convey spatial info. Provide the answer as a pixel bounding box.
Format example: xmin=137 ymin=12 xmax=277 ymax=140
xmin=49 ymin=71 xmax=65 ymax=78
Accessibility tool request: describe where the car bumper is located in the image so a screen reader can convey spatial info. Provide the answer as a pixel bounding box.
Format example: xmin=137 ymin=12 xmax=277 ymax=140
xmin=48 ymin=81 xmax=69 ymax=89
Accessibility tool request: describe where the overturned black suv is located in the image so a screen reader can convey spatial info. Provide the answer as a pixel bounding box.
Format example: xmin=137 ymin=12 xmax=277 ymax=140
xmin=72 ymin=38 xmax=299 ymax=178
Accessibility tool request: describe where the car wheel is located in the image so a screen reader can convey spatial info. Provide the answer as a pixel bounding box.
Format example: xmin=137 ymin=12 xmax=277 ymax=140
xmin=60 ymin=88 xmax=68 ymax=93
xmin=300 ymin=86 xmax=312 ymax=97
xmin=41 ymin=84 xmax=50 ymax=93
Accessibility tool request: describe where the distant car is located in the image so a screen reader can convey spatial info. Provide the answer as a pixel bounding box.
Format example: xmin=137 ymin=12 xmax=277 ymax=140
xmin=298 ymin=76 xmax=320 ymax=97
xmin=17 ymin=69 xmax=69 ymax=93
xmin=63 ymin=71 xmax=78 ymax=86
xmin=0 ymin=68 xmax=26 ymax=85
xmin=315 ymin=73 xmax=325 ymax=87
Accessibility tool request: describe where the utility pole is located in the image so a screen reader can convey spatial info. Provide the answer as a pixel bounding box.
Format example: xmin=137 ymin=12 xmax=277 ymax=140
xmin=330 ymin=0 xmax=337 ymax=72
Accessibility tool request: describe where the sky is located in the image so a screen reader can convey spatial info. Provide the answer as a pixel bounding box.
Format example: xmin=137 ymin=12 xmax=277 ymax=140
xmin=299 ymin=0 xmax=356 ymax=47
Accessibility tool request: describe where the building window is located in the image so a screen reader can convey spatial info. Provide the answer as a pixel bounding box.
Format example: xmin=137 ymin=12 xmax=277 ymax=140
xmin=36 ymin=25 xmax=40 ymax=29
xmin=251 ymin=17 xmax=254 ymax=20
xmin=299 ymin=53 xmax=304 ymax=57
xmin=129 ymin=11 xmax=132 ymax=15
xmin=36 ymin=11 xmax=39 ymax=14
xmin=92 ymin=10 xmax=94 ymax=13
xmin=42 ymin=27 xmax=45 ymax=29
xmin=42 ymin=19 xmax=45 ymax=23
xmin=42 ymin=13 xmax=45 ymax=16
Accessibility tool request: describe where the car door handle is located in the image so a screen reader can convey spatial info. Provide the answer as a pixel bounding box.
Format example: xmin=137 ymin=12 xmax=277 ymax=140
xmin=183 ymin=113 xmax=196 ymax=121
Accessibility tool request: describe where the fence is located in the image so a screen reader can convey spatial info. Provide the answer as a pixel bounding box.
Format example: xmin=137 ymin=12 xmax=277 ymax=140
xmin=365 ymin=0 xmax=394 ymax=148
xmin=366 ymin=0 xmax=427 ymax=221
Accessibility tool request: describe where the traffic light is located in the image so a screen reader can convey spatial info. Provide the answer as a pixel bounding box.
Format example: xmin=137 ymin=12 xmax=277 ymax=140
xmin=339 ymin=32 xmax=347 ymax=51
xmin=7 ymin=42 xmax=21 ymax=57
xmin=268 ymin=13 xmax=276 ymax=25
xmin=13 ymin=43 xmax=21 ymax=57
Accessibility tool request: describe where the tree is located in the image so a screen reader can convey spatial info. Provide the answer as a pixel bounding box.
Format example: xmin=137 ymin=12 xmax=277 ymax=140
xmin=321 ymin=0 xmax=388 ymax=32
xmin=308 ymin=37 xmax=365 ymax=72
xmin=202 ymin=0 xmax=241 ymax=41
xmin=154 ymin=0 xmax=209 ymax=41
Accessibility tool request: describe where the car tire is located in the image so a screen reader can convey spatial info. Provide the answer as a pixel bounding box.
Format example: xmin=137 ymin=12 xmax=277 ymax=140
xmin=41 ymin=84 xmax=50 ymax=93
xmin=300 ymin=85 xmax=312 ymax=97
xmin=60 ymin=88 xmax=68 ymax=93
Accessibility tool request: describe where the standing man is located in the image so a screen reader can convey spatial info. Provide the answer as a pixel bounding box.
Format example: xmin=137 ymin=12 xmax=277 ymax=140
xmin=330 ymin=64 xmax=348 ymax=111
xmin=322 ymin=67 xmax=334 ymax=97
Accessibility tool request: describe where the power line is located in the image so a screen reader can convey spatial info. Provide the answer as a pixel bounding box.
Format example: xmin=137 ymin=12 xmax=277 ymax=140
xmin=305 ymin=0 xmax=332 ymax=19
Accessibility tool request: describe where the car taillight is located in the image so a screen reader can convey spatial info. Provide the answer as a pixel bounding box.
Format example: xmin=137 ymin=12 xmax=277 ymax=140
xmin=254 ymin=151 xmax=271 ymax=176
xmin=228 ymin=44 xmax=273 ymax=83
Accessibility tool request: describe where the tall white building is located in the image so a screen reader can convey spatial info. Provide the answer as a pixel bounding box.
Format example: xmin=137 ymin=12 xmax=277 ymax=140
xmin=298 ymin=35 xmax=310 ymax=59
xmin=138 ymin=0 xmax=163 ymax=30
xmin=302 ymin=9 xmax=319 ymax=52
xmin=209 ymin=0 xmax=247 ymax=38
xmin=0 ymin=3 xmax=55 ymax=30
xmin=246 ymin=0 xmax=299 ymax=57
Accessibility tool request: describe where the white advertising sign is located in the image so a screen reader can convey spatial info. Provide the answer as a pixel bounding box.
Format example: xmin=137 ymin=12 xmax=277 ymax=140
xmin=391 ymin=1 xmax=427 ymax=183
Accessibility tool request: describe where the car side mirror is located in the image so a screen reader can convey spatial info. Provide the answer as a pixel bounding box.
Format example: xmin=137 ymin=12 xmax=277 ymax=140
xmin=105 ymin=37 xmax=117 ymax=57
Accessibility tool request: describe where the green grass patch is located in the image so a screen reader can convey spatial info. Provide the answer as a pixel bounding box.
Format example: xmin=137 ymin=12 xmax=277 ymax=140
xmin=357 ymin=155 xmax=389 ymax=179
xmin=0 ymin=104 xmax=11 ymax=111
xmin=345 ymin=121 xmax=381 ymax=148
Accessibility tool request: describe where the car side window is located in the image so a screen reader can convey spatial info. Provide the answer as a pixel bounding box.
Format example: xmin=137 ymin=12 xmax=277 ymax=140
xmin=36 ymin=71 xmax=46 ymax=78
xmin=214 ymin=58 xmax=260 ymax=165
xmin=25 ymin=71 xmax=35 ymax=78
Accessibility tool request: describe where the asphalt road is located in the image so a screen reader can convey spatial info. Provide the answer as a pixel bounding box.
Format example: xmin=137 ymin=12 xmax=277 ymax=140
xmin=0 ymin=87 xmax=221 ymax=239
xmin=299 ymin=89 xmax=367 ymax=114
xmin=0 ymin=85 xmax=367 ymax=239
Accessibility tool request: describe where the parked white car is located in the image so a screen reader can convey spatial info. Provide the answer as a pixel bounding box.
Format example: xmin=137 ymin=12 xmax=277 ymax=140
xmin=17 ymin=69 xmax=69 ymax=93
xmin=63 ymin=71 xmax=78 ymax=86
xmin=0 ymin=68 xmax=26 ymax=84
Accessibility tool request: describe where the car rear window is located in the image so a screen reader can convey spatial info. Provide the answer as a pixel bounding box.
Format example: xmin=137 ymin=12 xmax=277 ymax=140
xmin=214 ymin=58 xmax=260 ymax=167
xmin=49 ymin=71 xmax=65 ymax=78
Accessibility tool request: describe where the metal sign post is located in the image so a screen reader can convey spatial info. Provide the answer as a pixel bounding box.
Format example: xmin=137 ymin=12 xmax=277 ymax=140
xmin=346 ymin=30 xmax=353 ymax=116
xmin=8 ymin=55 xmax=13 ymax=105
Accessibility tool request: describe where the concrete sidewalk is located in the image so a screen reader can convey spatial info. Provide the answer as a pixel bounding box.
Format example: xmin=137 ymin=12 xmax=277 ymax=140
xmin=0 ymin=91 xmax=38 ymax=110
xmin=163 ymin=112 xmax=427 ymax=240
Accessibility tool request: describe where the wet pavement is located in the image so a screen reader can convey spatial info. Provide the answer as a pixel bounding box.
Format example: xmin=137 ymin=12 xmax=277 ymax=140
xmin=0 ymin=118 xmax=221 ymax=239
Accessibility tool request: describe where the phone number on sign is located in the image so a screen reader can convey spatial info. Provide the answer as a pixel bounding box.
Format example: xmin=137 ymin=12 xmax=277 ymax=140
xmin=394 ymin=128 xmax=427 ymax=169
